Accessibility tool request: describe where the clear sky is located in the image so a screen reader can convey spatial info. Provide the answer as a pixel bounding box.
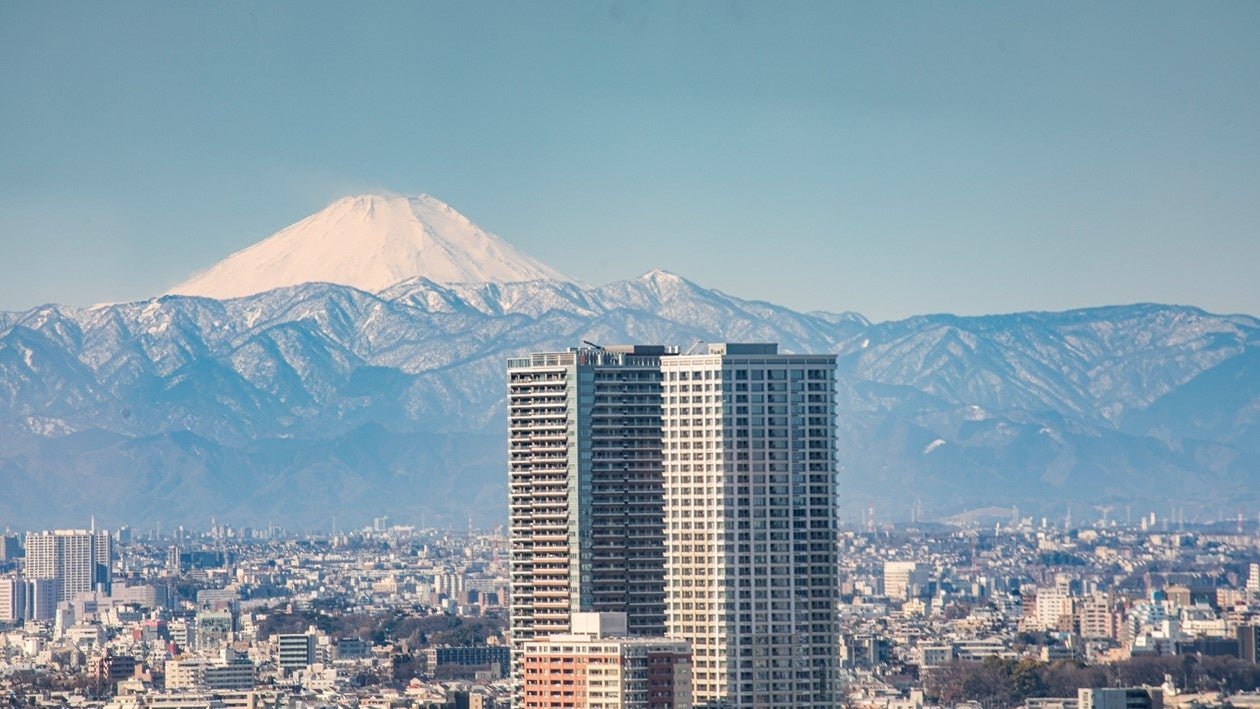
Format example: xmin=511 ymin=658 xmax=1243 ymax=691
xmin=1 ymin=2 xmax=1257 ymax=323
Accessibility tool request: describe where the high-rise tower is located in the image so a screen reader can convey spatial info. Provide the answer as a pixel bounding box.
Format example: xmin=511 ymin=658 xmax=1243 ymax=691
xmin=24 ymin=529 xmax=112 ymax=602
xmin=661 ymin=343 xmax=839 ymax=707
xmin=507 ymin=345 xmax=677 ymax=683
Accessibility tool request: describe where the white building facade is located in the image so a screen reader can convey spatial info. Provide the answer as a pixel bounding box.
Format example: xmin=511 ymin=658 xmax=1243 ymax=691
xmin=24 ymin=529 xmax=112 ymax=602
xmin=661 ymin=343 xmax=840 ymax=707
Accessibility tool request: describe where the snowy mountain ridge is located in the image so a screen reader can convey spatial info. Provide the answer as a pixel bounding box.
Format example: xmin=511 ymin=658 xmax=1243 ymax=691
xmin=1 ymin=275 xmax=1256 ymax=529
xmin=1 ymin=194 xmax=1257 ymax=529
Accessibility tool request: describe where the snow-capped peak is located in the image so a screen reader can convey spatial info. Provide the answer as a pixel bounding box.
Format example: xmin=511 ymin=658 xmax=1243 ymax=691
xmin=167 ymin=194 xmax=576 ymax=300
xmin=638 ymin=268 xmax=685 ymax=283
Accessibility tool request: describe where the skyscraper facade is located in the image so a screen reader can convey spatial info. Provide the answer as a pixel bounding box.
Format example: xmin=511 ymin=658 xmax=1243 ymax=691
xmin=24 ymin=529 xmax=112 ymax=602
xmin=660 ymin=343 xmax=839 ymax=707
xmin=507 ymin=345 xmax=676 ymax=682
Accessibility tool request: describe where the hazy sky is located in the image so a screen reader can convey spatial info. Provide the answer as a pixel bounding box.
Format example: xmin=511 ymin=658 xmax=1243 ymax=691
xmin=2 ymin=2 xmax=1257 ymax=323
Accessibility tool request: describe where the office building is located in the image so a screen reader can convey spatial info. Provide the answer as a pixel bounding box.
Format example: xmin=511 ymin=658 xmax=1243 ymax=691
xmin=24 ymin=529 xmax=111 ymax=602
xmin=661 ymin=343 xmax=840 ymax=707
xmin=169 ymin=619 xmax=195 ymax=652
xmin=195 ymin=610 xmax=235 ymax=652
xmin=1239 ymin=624 xmax=1260 ymax=664
xmin=521 ymin=612 xmax=692 ymax=709
xmin=0 ymin=534 xmax=19 ymax=561
xmin=1078 ymin=687 xmax=1163 ymax=709
xmin=278 ymin=630 xmax=318 ymax=670
xmin=424 ymin=645 xmax=511 ymax=679
xmin=332 ymin=637 xmax=370 ymax=661
xmin=507 ymin=346 xmax=675 ymax=672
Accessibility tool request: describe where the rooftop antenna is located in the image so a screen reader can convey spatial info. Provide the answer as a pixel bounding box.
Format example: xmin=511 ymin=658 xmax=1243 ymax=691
xmin=684 ymin=339 xmax=704 ymax=355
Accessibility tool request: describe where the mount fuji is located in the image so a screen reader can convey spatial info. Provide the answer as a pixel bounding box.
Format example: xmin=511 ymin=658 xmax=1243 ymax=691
xmin=0 ymin=194 xmax=1257 ymax=531
xmin=168 ymin=194 xmax=575 ymax=299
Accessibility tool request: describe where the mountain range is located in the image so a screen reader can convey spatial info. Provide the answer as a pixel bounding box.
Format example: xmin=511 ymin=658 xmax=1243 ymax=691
xmin=1 ymin=194 xmax=1256 ymax=531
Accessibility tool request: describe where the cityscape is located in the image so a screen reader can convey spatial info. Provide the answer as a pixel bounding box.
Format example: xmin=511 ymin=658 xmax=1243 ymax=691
xmin=4 ymin=3 xmax=1259 ymax=709
xmin=4 ymin=480 xmax=1260 ymax=706
xmin=2 ymin=342 xmax=1260 ymax=707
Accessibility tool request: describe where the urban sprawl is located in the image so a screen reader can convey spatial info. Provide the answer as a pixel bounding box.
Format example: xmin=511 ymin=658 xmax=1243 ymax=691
xmin=2 ymin=344 xmax=1259 ymax=709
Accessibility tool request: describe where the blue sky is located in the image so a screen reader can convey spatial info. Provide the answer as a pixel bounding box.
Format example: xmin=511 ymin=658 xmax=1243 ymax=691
xmin=1 ymin=1 xmax=1257 ymax=322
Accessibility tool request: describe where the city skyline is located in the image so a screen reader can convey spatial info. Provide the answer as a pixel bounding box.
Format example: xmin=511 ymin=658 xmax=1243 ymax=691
xmin=3 ymin=3 xmax=1259 ymax=322
xmin=5 ymin=500 xmax=1260 ymax=706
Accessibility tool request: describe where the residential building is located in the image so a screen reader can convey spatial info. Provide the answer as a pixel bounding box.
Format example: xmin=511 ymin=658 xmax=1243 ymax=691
xmin=0 ymin=575 xmax=23 ymax=622
xmin=1077 ymin=594 xmax=1118 ymax=640
xmin=166 ymin=655 xmax=256 ymax=691
xmin=1031 ymin=587 xmax=1074 ymax=632
xmin=91 ymin=651 xmax=137 ymax=687
xmin=507 ymin=346 xmax=676 ymax=677
xmin=661 ymin=343 xmax=840 ymax=707
xmin=23 ymin=529 xmax=112 ymax=602
xmin=521 ymin=612 xmax=691 ymax=709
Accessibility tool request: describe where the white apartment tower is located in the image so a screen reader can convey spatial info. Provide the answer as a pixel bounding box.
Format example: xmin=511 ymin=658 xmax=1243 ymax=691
xmin=661 ymin=343 xmax=840 ymax=707
xmin=0 ymin=576 xmax=23 ymax=623
xmin=24 ymin=530 xmax=112 ymax=602
xmin=507 ymin=345 xmax=676 ymax=683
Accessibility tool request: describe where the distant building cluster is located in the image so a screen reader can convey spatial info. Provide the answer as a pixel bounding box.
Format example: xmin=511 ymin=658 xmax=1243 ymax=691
xmin=838 ymin=528 xmax=1260 ymax=708
xmin=3 ymin=341 xmax=1260 ymax=709
xmin=0 ymin=522 xmax=515 ymax=708
xmin=1 ymin=529 xmax=111 ymax=623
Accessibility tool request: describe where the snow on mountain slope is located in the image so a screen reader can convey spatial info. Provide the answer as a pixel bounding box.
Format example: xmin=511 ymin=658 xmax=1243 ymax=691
xmin=378 ymin=277 xmax=604 ymax=318
xmin=168 ymin=194 xmax=576 ymax=299
xmin=2 ymin=273 xmax=1259 ymax=528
